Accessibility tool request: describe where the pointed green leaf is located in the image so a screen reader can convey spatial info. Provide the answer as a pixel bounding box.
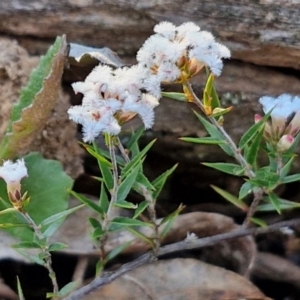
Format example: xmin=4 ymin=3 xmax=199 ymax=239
xmin=133 ymin=201 xmax=149 ymax=219
xmin=126 ymin=227 xmax=154 ymax=246
xmin=239 ymin=110 xmax=271 ymax=150
xmin=113 ymin=201 xmax=137 ymax=209
xmin=258 ymin=197 xmax=300 ymax=212
xmin=159 ymin=205 xmax=184 ymax=237
xmin=238 ymin=181 xmax=253 ymax=200
xmin=15 ymin=249 xmax=45 ymax=265
xmin=69 ymin=190 xmax=103 ymax=215
xmin=92 ymin=226 xmax=105 ymax=239
xmin=48 ymin=242 xmax=68 ymax=252
xmin=194 ymin=111 xmax=234 ymax=156
xmin=117 ymin=163 xmax=141 ymax=203
xmin=121 ymin=139 xmax=156 ymax=179
xmin=110 ymin=217 xmax=153 ymax=228
xmin=202 ymin=162 xmax=244 ymax=176
xmin=134 ymin=172 xmax=155 ymax=191
xmin=105 ymin=241 xmax=132 ymax=262
xmin=89 ymin=217 xmax=101 ymax=229
xmin=127 ymin=127 xmax=144 ymax=154
xmin=92 ymin=142 xmax=114 ymax=190
xmin=99 ymin=183 xmax=109 ymax=213
xmin=280 ymin=173 xmax=300 ymax=184
xmin=250 ymin=217 xmax=268 ymax=227
xmin=40 ymin=204 xmax=84 ymax=227
xmin=161 ymin=92 xmax=187 ymax=102
xmin=279 ymin=156 xmax=295 ymax=178
xmin=151 ymin=164 xmax=178 ymax=200
xmin=17 ymin=277 xmax=25 ymax=300
xmin=95 ymin=260 xmax=104 ymax=277
xmin=12 ymin=241 xmax=42 ymax=249
xmin=179 ymin=137 xmax=226 ymax=145
xmin=244 ymin=123 xmax=264 ymax=166
xmin=0 ymin=208 xmax=16 ymax=216
xmin=267 ymin=192 xmax=281 ymax=214
xmin=83 ymin=144 xmax=112 ymax=167
xmin=211 ymin=185 xmax=248 ymax=211
xmin=58 ymin=281 xmax=78 ymax=297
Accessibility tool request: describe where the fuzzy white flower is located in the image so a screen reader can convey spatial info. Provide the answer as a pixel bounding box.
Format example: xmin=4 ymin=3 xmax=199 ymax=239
xmin=0 ymin=159 xmax=28 ymax=203
xmin=68 ymin=65 xmax=160 ymax=142
xmin=137 ymin=21 xmax=230 ymax=81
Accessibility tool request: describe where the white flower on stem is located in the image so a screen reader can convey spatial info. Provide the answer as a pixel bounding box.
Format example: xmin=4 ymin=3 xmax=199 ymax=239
xmin=277 ymin=134 xmax=294 ymax=153
xmin=0 ymin=159 xmax=28 ymax=206
xmin=258 ymin=94 xmax=300 ymax=144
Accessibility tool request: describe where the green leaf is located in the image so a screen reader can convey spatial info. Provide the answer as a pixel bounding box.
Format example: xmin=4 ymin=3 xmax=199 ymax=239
xmin=121 ymin=139 xmax=156 ymax=179
xmin=110 ymin=217 xmax=153 ymax=228
xmin=133 ymin=201 xmax=149 ymax=219
xmin=211 ymin=185 xmax=248 ymax=211
xmin=58 ymin=281 xmax=78 ymax=297
xmin=92 ymin=226 xmax=105 ymax=239
xmin=279 ymin=156 xmax=295 ymax=178
xmin=250 ymin=217 xmax=268 ymax=227
xmin=99 ymin=183 xmax=109 ymax=214
xmin=239 ymin=110 xmax=271 ymax=150
xmin=14 ymin=249 xmax=45 ymax=265
xmin=193 ymin=111 xmax=234 ymax=156
xmin=280 ymin=173 xmax=300 ymax=184
xmin=93 ymin=143 xmax=114 ymax=190
xmin=133 ymin=172 xmax=155 ymax=191
xmin=114 ymin=201 xmax=137 ymax=209
xmin=41 ymin=204 xmax=84 ymax=227
xmin=267 ymin=192 xmax=281 ymax=214
xmin=17 ymin=277 xmax=25 ymax=300
xmin=258 ymin=197 xmax=300 ymax=212
xmin=0 ymin=153 xmax=73 ymax=241
xmin=159 ymin=204 xmax=184 ymax=227
xmin=12 ymin=241 xmax=42 ymax=249
xmin=238 ymin=182 xmax=253 ymax=200
xmin=151 ymin=164 xmax=178 ymax=200
xmin=0 ymin=208 xmax=17 ymax=216
xmin=0 ymin=36 xmax=67 ymax=160
xmin=161 ymin=92 xmax=187 ymax=102
xmin=95 ymin=260 xmax=104 ymax=277
xmin=127 ymin=127 xmax=144 ymax=155
xmin=244 ymin=124 xmax=264 ymax=166
xmin=48 ymin=242 xmax=68 ymax=252
xmin=126 ymin=227 xmax=154 ymax=246
xmin=83 ymin=144 xmax=112 ymax=167
xmin=105 ymin=241 xmax=132 ymax=262
xmin=202 ymin=162 xmax=244 ymax=176
xmin=117 ymin=164 xmax=141 ymax=203
xmin=69 ymin=190 xmax=103 ymax=215
xmin=179 ymin=137 xmax=226 ymax=145
xmin=89 ymin=217 xmax=101 ymax=229
xmin=248 ymin=169 xmax=279 ymax=189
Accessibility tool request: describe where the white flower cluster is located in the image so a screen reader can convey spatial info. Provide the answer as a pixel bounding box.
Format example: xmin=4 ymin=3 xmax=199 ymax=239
xmin=68 ymin=21 xmax=230 ymax=142
xmin=137 ymin=21 xmax=230 ymax=82
xmin=68 ymin=65 xmax=159 ymax=142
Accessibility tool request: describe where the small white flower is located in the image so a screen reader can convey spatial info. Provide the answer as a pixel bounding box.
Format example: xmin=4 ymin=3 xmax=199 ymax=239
xmin=259 ymin=94 xmax=300 ymax=141
xmin=0 ymin=159 xmax=28 ymax=204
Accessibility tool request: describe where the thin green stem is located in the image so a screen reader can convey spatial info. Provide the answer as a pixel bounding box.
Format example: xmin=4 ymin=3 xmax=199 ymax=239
xmin=21 ymin=212 xmax=59 ymax=298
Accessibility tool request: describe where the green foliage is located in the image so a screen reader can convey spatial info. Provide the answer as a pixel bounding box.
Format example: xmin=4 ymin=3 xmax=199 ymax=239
xmin=202 ymin=162 xmax=244 ymax=176
xmin=0 ymin=153 xmax=73 ymax=241
xmin=161 ymin=92 xmax=187 ymax=102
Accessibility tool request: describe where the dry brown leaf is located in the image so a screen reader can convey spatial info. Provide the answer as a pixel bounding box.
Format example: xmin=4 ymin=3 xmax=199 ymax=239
xmin=84 ymin=258 xmax=270 ymax=300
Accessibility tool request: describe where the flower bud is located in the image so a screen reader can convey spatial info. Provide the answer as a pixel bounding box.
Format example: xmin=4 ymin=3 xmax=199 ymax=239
xmin=277 ymin=134 xmax=294 ymax=153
